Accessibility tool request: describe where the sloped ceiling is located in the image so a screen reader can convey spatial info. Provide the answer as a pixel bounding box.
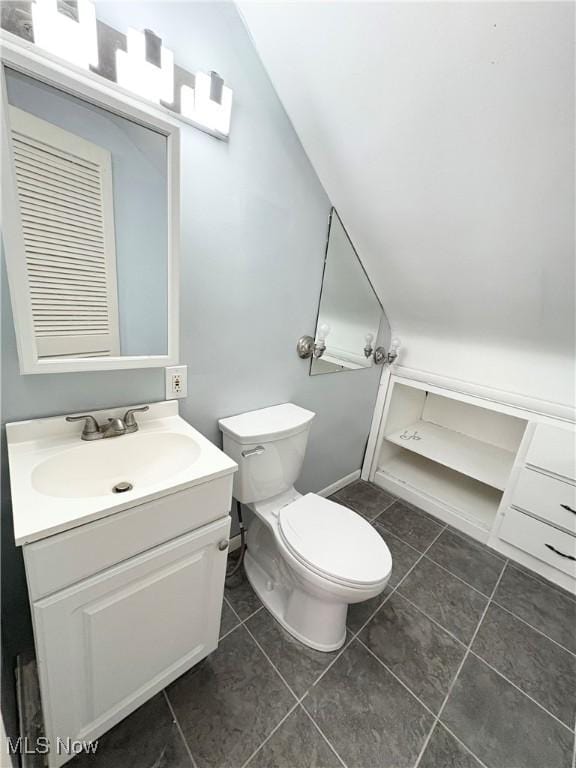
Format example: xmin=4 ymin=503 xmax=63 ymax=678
xmin=238 ymin=1 xmax=575 ymax=405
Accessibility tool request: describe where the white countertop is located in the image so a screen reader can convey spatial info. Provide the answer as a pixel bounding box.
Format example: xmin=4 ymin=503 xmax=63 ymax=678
xmin=7 ymin=400 xmax=237 ymax=546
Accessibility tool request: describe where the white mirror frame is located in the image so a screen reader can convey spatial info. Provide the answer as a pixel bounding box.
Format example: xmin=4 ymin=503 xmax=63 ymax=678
xmin=1 ymin=33 xmax=180 ymax=374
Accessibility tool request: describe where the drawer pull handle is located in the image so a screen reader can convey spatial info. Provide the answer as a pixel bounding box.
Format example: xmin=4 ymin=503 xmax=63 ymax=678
xmin=218 ymin=539 xmax=229 ymax=551
xmin=560 ymin=504 xmax=576 ymax=515
xmin=545 ymin=544 xmax=576 ymax=562
xmin=241 ymin=445 xmax=265 ymax=458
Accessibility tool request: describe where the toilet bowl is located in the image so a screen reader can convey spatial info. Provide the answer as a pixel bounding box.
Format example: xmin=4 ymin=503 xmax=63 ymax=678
xmin=219 ymin=403 xmax=392 ymax=651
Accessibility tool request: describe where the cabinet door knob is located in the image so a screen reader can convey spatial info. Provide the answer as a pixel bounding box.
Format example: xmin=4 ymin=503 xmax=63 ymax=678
xmin=218 ymin=539 xmax=229 ymax=551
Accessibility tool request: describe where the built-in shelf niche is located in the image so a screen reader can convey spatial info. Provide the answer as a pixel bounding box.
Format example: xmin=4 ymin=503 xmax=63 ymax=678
xmin=377 ymin=382 xmax=528 ymax=533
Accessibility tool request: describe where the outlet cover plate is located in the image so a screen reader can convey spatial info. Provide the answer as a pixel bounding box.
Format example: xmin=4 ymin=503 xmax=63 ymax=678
xmin=165 ymin=365 xmax=188 ymax=399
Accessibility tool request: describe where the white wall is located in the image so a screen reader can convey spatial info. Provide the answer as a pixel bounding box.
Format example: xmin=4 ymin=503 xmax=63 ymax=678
xmin=239 ymin=1 xmax=575 ymax=407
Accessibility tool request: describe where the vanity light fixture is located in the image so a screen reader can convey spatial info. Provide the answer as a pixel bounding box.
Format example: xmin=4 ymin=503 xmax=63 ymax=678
xmin=181 ymin=71 xmax=233 ymax=136
xmin=373 ymin=337 xmax=402 ymax=365
xmin=2 ymin=1 xmax=234 ymax=139
xmin=116 ymin=27 xmax=174 ymax=104
xmin=296 ymin=323 xmax=331 ymax=360
xmin=31 ymin=0 xmax=98 ymax=70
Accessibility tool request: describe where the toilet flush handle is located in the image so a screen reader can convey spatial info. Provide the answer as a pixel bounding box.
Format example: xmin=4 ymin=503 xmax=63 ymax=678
xmin=241 ymin=445 xmax=265 ymax=458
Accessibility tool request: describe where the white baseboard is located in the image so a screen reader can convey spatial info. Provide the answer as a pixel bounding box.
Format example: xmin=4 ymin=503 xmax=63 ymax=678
xmin=317 ymin=470 xmax=361 ymax=498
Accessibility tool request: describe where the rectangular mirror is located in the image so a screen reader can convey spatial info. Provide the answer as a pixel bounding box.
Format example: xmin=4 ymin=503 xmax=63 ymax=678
xmin=1 ymin=53 xmax=179 ymax=373
xmin=311 ymin=209 xmax=389 ymax=375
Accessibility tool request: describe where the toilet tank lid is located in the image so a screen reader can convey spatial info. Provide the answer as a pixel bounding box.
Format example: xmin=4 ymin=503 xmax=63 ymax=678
xmin=219 ymin=403 xmax=315 ymax=444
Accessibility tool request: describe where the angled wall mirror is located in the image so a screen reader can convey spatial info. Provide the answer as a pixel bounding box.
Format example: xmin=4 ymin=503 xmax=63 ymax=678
xmin=1 ymin=49 xmax=179 ymax=374
xmin=310 ymin=209 xmax=390 ymax=375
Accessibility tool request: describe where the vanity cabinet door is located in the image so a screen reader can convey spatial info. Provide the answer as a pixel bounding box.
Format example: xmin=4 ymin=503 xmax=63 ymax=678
xmin=33 ymin=517 xmax=230 ymax=768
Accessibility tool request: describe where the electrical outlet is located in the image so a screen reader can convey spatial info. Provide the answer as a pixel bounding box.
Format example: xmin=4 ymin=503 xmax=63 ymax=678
xmin=165 ymin=365 xmax=188 ymax=399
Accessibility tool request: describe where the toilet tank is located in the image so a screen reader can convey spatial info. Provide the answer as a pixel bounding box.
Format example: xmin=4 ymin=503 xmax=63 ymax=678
xmin=219 ymin=403 xmax=315 ymax=504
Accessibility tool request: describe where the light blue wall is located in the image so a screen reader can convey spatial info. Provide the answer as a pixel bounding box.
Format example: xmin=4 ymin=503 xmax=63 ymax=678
xmin=1 ymin=0 xmax=385 ymax=730
xmin=5 ymin=69 xmax=169 ymax=356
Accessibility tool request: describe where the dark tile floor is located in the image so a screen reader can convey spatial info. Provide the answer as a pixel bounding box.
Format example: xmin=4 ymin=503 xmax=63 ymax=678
xmin=71 ymin=481 xmax=576 ymax=768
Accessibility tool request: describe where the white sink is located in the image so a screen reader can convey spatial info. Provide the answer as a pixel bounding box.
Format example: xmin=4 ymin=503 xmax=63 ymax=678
xmin=7 ymin=401 xmax=237 ymax=544
xmin=32 ymin=432 xmax=202 ymax=498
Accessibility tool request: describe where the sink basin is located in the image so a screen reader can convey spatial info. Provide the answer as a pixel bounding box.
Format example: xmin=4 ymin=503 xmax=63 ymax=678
xmin=7 ymin=400 xmax=237 ymax=545
xmin=32 ymin=432 xmax=202 ymax=498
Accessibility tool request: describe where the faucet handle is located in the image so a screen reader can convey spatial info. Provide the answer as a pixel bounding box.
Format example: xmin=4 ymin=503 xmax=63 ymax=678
xmin=123 ymin=405 xmax=149 ymax=431
xmin=65 ymin=414 xmax=100 ymax=439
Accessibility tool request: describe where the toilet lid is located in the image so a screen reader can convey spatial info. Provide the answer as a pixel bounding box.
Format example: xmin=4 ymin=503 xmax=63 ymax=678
xmin=278 ymin=493 xmax=392 ymax=587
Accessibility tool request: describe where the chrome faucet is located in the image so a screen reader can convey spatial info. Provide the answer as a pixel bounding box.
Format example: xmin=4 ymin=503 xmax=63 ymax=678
xmin=66 ymin=406 xmax=149 ymax=441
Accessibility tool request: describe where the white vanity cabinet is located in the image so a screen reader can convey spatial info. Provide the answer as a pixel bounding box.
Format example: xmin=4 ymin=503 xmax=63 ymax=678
xmin=22 ymin=479 xmax=232 ymax=768
xmin=7 ymin=401 xmax=237 ymax=767
xmin=370 ymin=371 xmax=575 ymax=592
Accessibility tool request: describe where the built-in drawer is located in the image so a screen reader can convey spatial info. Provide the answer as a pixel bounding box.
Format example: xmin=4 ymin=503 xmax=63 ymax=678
xmin=511 ymin=468 xmax=576 ymax=535
xmin=499 ymin=507 xmax=576 ymax=578
xmin=525 ymin=424 xmax=576 ymax=481
xmin=24 ymin=475 xmax=233 ymax=601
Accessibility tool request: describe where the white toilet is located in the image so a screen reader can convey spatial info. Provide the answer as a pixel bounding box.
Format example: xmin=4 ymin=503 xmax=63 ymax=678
xmin=219 ymin=403 xmax=392 ymax=651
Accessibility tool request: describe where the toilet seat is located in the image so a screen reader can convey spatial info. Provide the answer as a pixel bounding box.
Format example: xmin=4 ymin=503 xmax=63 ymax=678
xmin=278 ymin=493 xmax=392 ymax=588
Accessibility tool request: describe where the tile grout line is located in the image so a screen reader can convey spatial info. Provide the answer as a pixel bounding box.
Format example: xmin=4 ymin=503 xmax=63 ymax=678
xmin=224 ymin=524 xmax=530 ymax=747
xmin=225 ymin=514 xmax=516 ymax=768
xmin=241 ymin=620 xmax=302 ymax=703
xmin=221 ymin=505 xmax=574 ymax=768
xmin=373 ymin=496 xmax=442 ymax=526
xmin=304 ymin=523 xmax=449 ymax=698
xmin=221 ymin=596 xmax=263 ymax=634
xmin=372 ymin=516 xmax=444 ymax=546
xmin=373 ymin=524 xmax=576 ymax=656
xmin=356 ymin=636 xmax=437 ymax=719
xmin=219 ymin=624 xmax=240 ymax=642
xmin=365 ymin=558 xmax=576 ymax=748
xmin=392 ymin=590 xmax=469 ymax=648
xmin=372 ymin=520 xmax=425 ymax=555
xmin=466 ymin=648 xmax=575 ymax=733
xmin=436 ymin=722 xmax=491 ymax=768
xmin=489 ymin=598 xmax=576 ymax=658
xmin=572 ymin=714 xmax=576 ymax=768
xmin=240 ymin=605 xmax=264 ymax=623
xmin=506 ymin=560 xmax=576 ymax=600
xmin=237 ymin=700 xmax=301 ymax=768
xmin=419 ymin=552 xmax=497 ymax=597
xmin=221 ymin=599 xmax=344 ymax=768
xmin=338 ymin=492 xmax=397 ymax=520
xmin=223 ymin=515 xmax=508 ymax=768
xmin=224 ymin=538 xmax=574 ymax=768
xmin=392 ymin=587 xmax=576 ymax=733
xmin=235 ymin=515 xmax=452 ymax=767
xmin=298 ymin=702 xmax=348 ymax=768
xmin=412 ymin=559 xmax=509 ymax=768
xmin=223 ymin=595 xmax=348 ymax=768
xmin=162 ymin=690 xmax=199 ymax=768
xmin=305 ymin=526 xmax=447 ymax=720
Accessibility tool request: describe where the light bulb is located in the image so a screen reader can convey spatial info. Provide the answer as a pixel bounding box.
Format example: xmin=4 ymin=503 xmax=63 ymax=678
xmin=116 ymin=27 xmax=174 ymax=104
xmin=363 ymin=332 xmax=375 ymax=358
xmin=391 ymin=337 xmax=401 ymax=351
xmin=317 ymin=323 xmax=331 ymax=343
xmin=32 ymin=0 xmax=99 ymax=70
